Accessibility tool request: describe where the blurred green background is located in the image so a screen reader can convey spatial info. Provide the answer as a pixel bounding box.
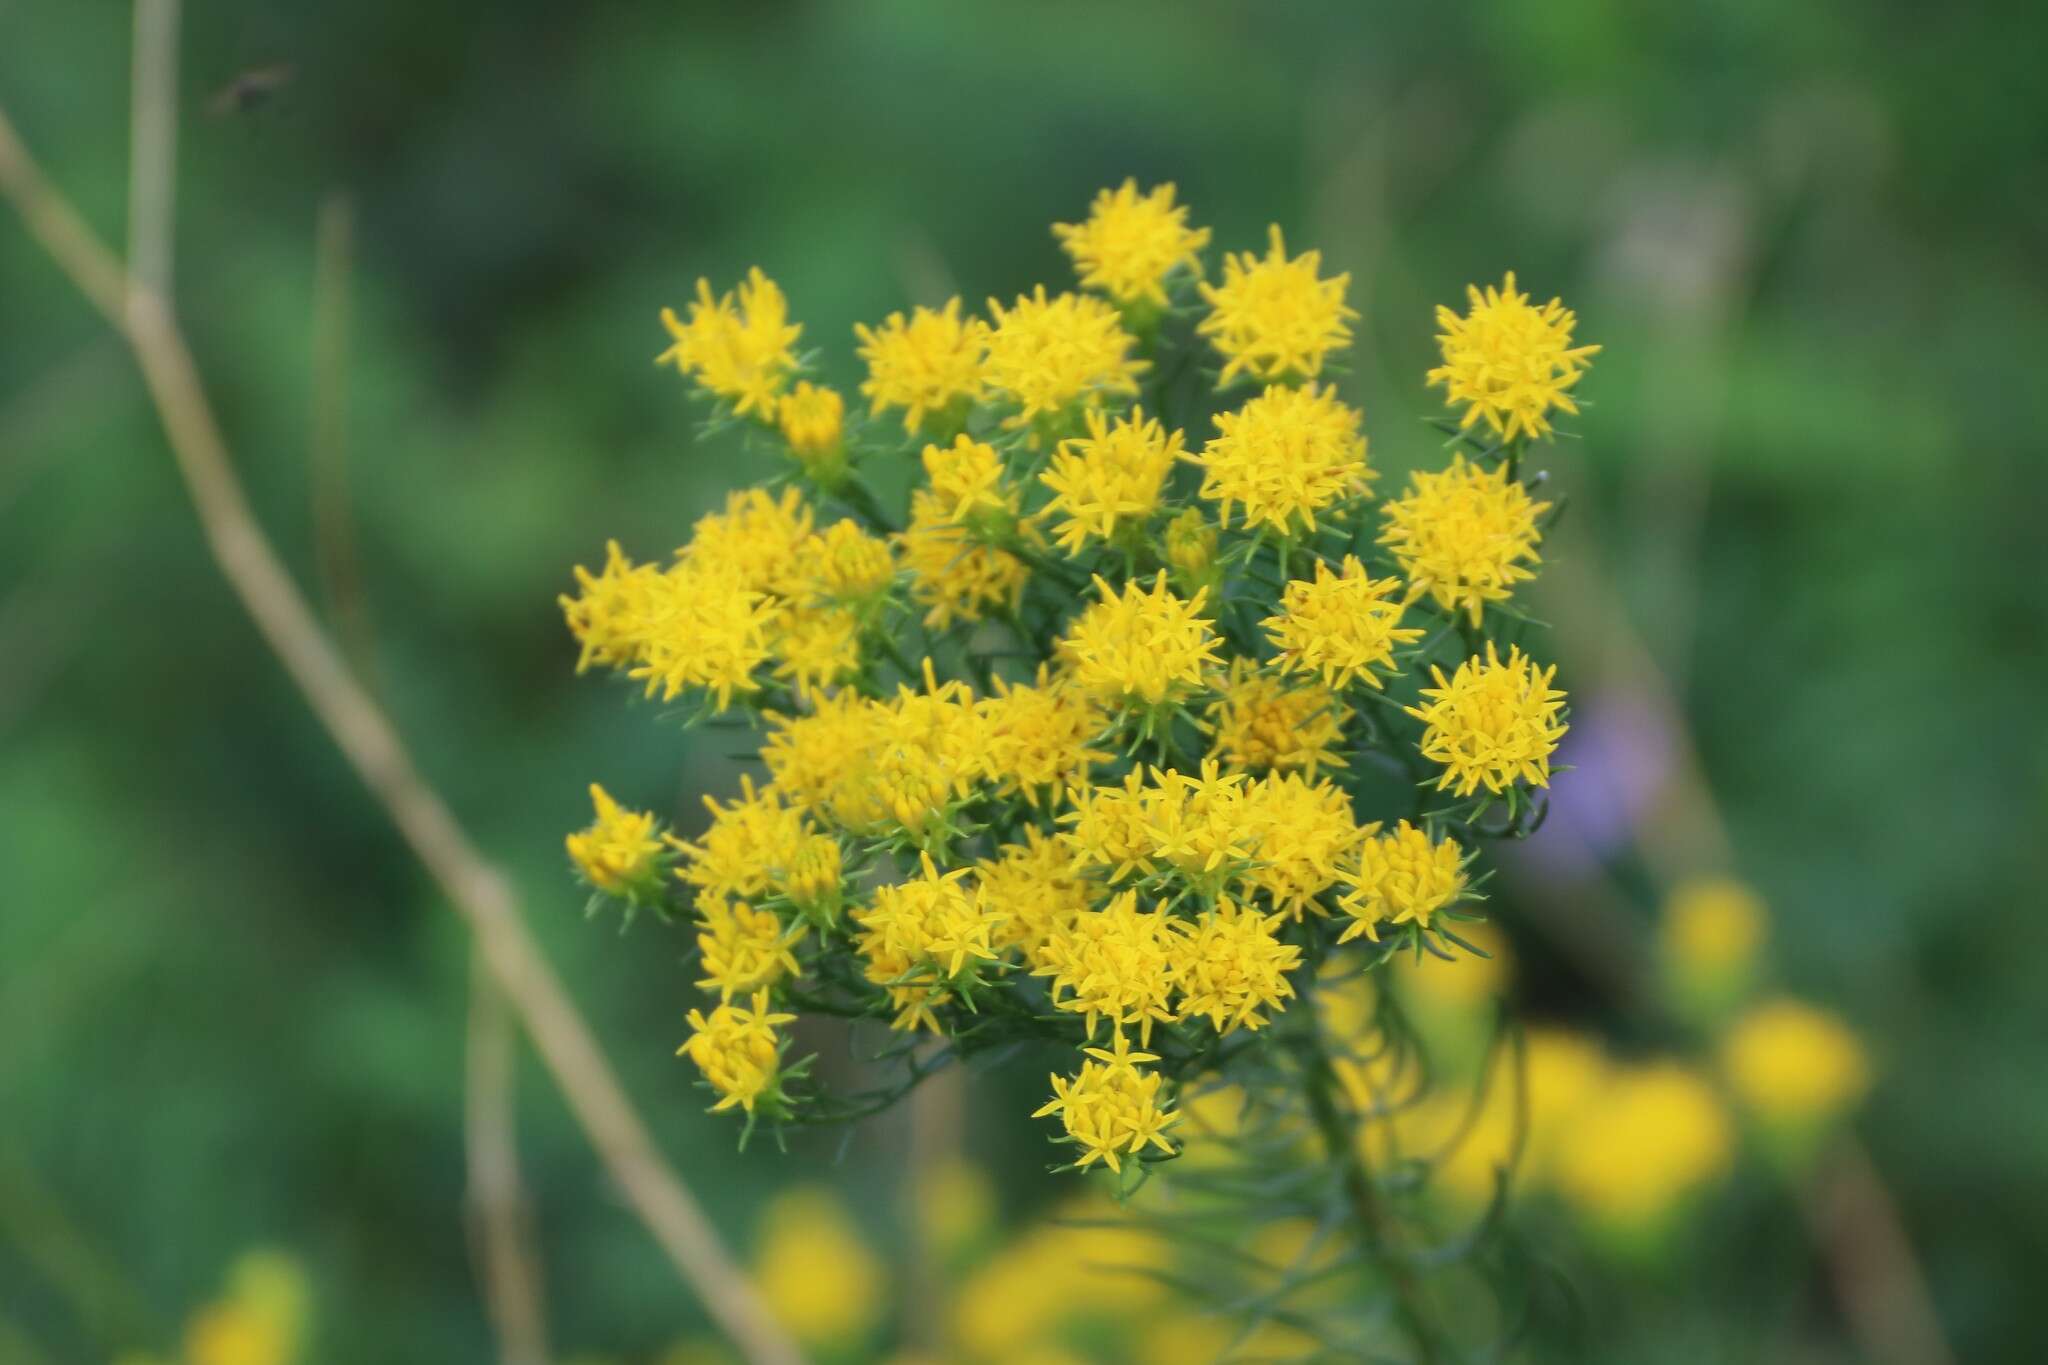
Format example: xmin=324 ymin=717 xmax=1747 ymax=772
xmin=3 ymin=1 xmax=2044 ymax=1361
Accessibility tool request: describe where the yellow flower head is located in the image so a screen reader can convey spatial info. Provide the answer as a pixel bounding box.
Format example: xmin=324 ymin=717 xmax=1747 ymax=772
xmin=1197 ymin=225 xmax=1357 ymax=385
xmin=1407 ymin=642 xmax=1568 ymax=796
xmin=1237 ymin=772 xmax=1360 ymax=917
xmin=900 ymin=436 xmax=1031 ymax=628
xmin=975 ymin=827 xmax=1089 ymax=967
xmin=751 ymin=1188 xmax=885 ymax=1349
xmin=870 ymin=667 xmax=993 ymax=838
xmin=981 ymin=286 xmax=1146 ymax=429
xmin=1380 ymin=454 xmax=1548 ymax=626
xmin=1061 ymin=763 xmax=1251 ymax=890
xmin=1052 ymin=179 xmax=1211 ymax=309
xmin=566 ymin=783 xmax=664 ymax=895
xmin=918 ymin=434 xmax=1019 ymax=529
xmin=1058 ymin=572 xmax=1221 ymax=709
xmin=1553 ymin=1062 xmax=1731 ymax=1230
xmin=671 ymin=775 xmax=809 ymax=900
xmin=1191 ymin=383 xmax=1373 ymax=535
xmin=1206 ymin=659 xmax=1349 ymax=777
xmin=679 ymin=990 xmax=795 ymax=1113
xmin=1032 ymin=891 xmax=1181 ymax=1042
xmin=771 ymin=603 xmax=862 ymax=698
xmin=797 ymin=518 xmax=896 ymax=602
xmin=1032 ymin=1031 xmax=1180 ymax=1172
xmin=683 ymin=486 xmax=816 ymax=598
xmin=694 ymin=895 xmax=806 ymax=999
xmin=856 ymin=853 xmax=1002 ymax=1029
xmin=978 ymin=668 xmax=1109 ymax=804
xmin=762 ymin=691 xmax=892 ymax=830
xmin=1263 ymin=555 xmax=1421 ymax=691
xmin=624 ymin=562 xmax=778 ymax=710
xmin=183 ymin=1252 xmax=308 ymax=1365
xmin=1337 ymin=821 xmax=1467 ymax=943
xmin=899 ymin=509 xmax=1032 ymax=629
xmin=1427 ymin=272 xmax=1599 ymax=443
xmin=1720 ymin=998 xmax=1871 ymax=1126
xmin=776 ymin=380 xmax=846 ymax=472
xmin=1661 ymin=877 xmax=1768 ymax=979
xmin=854 ymin=297 xmax=987 ymax=434
xmin=1038 ymin=408 xmax=1185 ymax=553
xmin=560 ymin=539 xmax=667 ymax=673
xmin=1173 ymin=901 xmax=1302 ymax=1032
xmin=658 ymin=268 xmax=802 ymax=420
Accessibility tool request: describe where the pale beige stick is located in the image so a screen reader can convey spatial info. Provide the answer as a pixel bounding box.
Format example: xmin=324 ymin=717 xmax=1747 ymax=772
xmin=0 ymin=65 xmax=803 ymax=1365
xmin=307 ymin=191 xmax=381 ymax=686
xmin=466 ymin=951 xmax=553 ymax=1365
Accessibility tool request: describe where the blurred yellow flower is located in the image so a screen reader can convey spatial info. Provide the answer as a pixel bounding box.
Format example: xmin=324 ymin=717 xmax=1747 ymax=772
xmin=183 ymin=1252 xmax=308 ymax=1365
xmin=1720 ymin=997 xmax=1871 ymax=1128
xmin=775 ymin=380 xmax=846 ymax=474
xmin=752 ymin=1187 xmax=885 ymax=1348
xmin=1205 ymin=659 xmax=1349 ymax=777
xmin=658 ymin=268 xmax=801 ymax=420
xmin=1554 ymin=1061 xmax=1732 ymax=1235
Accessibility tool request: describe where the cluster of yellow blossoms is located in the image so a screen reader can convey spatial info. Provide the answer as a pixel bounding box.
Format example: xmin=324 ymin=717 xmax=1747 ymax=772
xmin=561 ymin=182 xmax=1593 ymax=1170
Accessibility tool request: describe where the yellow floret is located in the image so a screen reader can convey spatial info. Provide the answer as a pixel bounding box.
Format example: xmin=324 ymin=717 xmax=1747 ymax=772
xmin=1407 ymin=642 xmax=1569 ymax=796
xmin=1197 ymin=225 xmax=1357 ymax=385
xmin=1190 ymin=383 xmax=1373 ymax=535
xmin=854 ymin=297 xmax=987 ymax=434
xmin=981 ymin=286 xmax=1146 ymax=430
xmin=1427 ymin=272 xmax=1599 ymax=443
xmin=1262 ymin=554 xmax=1422 ymax=691
xmin=1033 ymin=1031 xmax=1180 ymax=1172
xmin=1052 ymin=179 xmax=1211 ymax=309
xmin=1379 ymin=454 xmax=1548 ymax=626
xmin=658 ymin=268 xmax=801 ymax=420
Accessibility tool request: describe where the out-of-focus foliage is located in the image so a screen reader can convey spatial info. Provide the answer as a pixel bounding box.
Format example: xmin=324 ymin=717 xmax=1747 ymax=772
xmin=2 ymin=2 xmax=2043 ymax=1362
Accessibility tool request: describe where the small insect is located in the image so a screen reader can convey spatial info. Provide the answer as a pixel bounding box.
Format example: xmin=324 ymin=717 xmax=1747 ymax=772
xmin=209 ymin=63 xmax=296 ymax=117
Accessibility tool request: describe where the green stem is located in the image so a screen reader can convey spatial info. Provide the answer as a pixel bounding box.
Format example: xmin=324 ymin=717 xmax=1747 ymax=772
xmin=1297 ymin=1022 xmax=1444 ymax=1364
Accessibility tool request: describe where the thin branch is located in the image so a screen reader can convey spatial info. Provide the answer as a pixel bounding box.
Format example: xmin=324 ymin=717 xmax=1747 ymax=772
xmin=0 ymin=70 xmax=804 ymax=1365
xmin=307 ymin=190 xmax=381 ymax=687
xmin=127 ymin=0 xmax=179 ymax=304
xmin=466 ymin=950 xmax=552 ymax=1365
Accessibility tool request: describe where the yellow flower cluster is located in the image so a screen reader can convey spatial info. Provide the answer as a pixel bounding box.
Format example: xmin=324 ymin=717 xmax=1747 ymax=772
xmin=1337 ymin=820 xmax=1469 ymax=943
xmin=565 ymin=783 xmax=664 ymax=896
xmin=1032 ymin=1031 xmax=1182 ymax=1172
xmin=678 ymin=990 xmax=795 ymax=1113
xmin=1205 ymin=659 xmax=1349 ymax=776
xmin=561 ymin=487 xmax=897 ymax=710
xmin=1191 ymin=383 xmax=1373 ymax=534
xmin=1409 ymin=642 xmax=1569 ymax=795
xmin=1198 ymin=226 xmax=1357 ymax=385
xmin=1058 ymin=573 xmax=1221 ymax=709
xmin=1380 ymin=453 xmax=1549 ymax=626
xmin=657 ymin=268 xmax=801 ymax=419
xmin=1428 ymin=272 xmax=1601 ymax=443
xmin=1038 ymin=408 xmax=1184 ymax=553
xmin=571 ymin=186 xmax=1597 ymax=1182
xmin=1053 ymin=178 xmax=1211 ymax=310
xmin=1263 ymin=554 xmax=1423 ymax=690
